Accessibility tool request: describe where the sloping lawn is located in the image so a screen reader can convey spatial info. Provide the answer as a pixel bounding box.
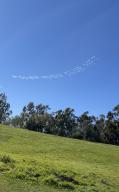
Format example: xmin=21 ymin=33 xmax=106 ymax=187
xmin=0 ymin=125 xmax=119 ymax=192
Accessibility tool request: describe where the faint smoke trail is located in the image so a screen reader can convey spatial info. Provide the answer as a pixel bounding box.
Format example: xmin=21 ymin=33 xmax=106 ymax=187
xmin=12 ymin=56 xmax=97 ymax=80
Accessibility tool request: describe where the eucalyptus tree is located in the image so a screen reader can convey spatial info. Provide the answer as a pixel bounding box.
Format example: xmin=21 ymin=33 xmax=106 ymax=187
xmin=0 ymin=93 xmax=12 ymax=123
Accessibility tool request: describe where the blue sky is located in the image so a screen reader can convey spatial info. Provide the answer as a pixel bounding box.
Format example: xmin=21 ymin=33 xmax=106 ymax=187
xmin=0 ymin=0 xmax=119 ymax=116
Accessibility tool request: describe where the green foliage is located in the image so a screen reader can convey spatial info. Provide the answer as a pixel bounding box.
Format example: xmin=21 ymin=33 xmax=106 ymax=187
xmin=0 ymin=93 xmax=12 ymax=123
xmin=9 ymin=99 xmax=119 ymax=145
xmin=0 ymin=92 xmax=119 ymax=146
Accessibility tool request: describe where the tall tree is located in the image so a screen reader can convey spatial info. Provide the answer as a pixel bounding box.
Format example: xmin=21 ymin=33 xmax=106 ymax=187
xmin=104 ymin=110 xmax=119 ymax=145
xmin=36 ymin=104 xmax=50 ymax=115
xmin=54 ymin=108 xmax=76 ymax=137
xmin=0 ymin=93 xmax=12 ymax=123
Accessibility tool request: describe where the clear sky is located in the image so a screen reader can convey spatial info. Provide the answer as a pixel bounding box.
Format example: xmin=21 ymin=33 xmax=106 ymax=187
xmin=0 ymin=0 xmax=119 ymax=116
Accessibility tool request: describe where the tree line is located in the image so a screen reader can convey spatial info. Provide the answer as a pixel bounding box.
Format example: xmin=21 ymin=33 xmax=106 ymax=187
xmin=0 ymin=92 xmax=119 ymax=145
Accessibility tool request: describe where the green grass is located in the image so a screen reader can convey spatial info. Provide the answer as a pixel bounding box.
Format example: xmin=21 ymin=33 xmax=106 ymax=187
xmin=0 ymin=125 xmax=119 ymax=192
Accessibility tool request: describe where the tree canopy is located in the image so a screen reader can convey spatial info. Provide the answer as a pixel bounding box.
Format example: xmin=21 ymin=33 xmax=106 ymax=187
xmin=0 ymin=93 xmax=12 ymax=123
xmin=0 ymin=92 xmax=119 ymax=146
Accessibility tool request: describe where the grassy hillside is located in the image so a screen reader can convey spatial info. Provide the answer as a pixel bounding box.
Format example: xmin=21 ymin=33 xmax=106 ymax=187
xmin=0 ymin=125 xmax=119 ymax=192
